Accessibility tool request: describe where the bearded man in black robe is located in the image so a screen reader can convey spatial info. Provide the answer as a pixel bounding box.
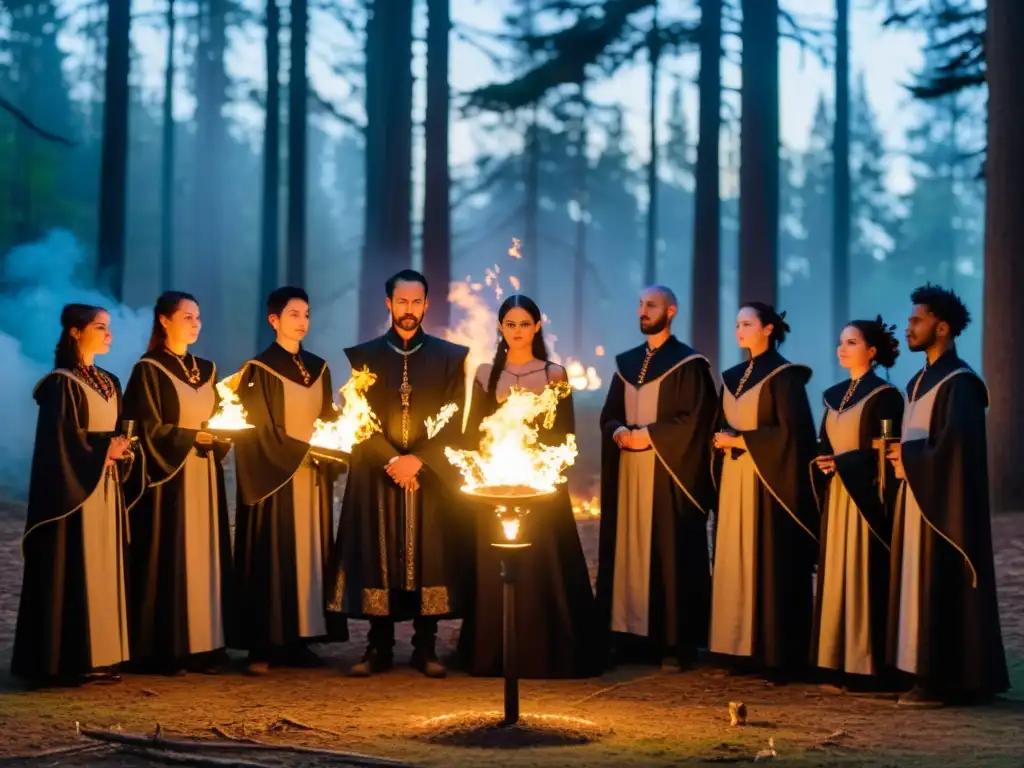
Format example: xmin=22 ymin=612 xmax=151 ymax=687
xmin=328 ymin=270 xmax=469 ymax=678
xmin=886 ymin=284 xmax=1008 ymax=707
xmin=595 ymin=285 xmax=717 ymax=670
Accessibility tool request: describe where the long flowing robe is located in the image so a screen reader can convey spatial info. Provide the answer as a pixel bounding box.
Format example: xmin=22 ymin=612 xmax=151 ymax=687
xmin=327 ymin=327 xmax=469 ymax=620
xmin=708 ymin=349 xmax=818 ymax=671
xmin=233 ymin=343 xmax=347 ymax=652
xmin=122 ymin=349 xmax=235 ymax=663
xmin=594 ymin=337 xmax=718 ymax=661
xmin=809 ymin=373 xmax=903 ymax=676
xmin=886 ymin=350 xmax=1008 ymax=696
xmin=11 ymin=369 xmax=139 ymax=683
xmin=458 ymin=366 xmax=600 ymax=678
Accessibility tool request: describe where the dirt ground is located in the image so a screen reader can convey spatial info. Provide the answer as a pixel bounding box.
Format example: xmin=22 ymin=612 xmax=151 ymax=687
xmin=0 ymin=442 xmax=1022 ymax=766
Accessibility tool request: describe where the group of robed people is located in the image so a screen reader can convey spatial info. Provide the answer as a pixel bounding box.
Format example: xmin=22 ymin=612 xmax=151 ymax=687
xmin=11 ymin=270 xmax=1008 ymax=709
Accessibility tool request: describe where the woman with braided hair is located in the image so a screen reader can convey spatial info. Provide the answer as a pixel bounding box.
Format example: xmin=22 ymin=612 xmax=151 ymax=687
xmin=810 ymin=317 xmax=904 ymax=692
xmin=457 ymin=294 xmax=599 ymax=678
xmin=709 ymin=302 xmax=819 ymax=681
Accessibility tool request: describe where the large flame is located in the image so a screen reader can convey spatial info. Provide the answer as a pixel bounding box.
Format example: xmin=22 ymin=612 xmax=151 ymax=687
xmin=309 ymin=366 xmax=381 ymax=453
xmin=445 ymin=381 xmax=577 ymax=494
xmin=207 ymin=373 xmax=254 ymax=430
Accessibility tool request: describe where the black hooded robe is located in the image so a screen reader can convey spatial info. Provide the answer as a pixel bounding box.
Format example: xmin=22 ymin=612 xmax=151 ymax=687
xmin=11 ymin=369 xmax=141 ymax=685
xmin=708 ymin=349 xmax=819 ymax=673
xmin=809 ymin=373 xmax=903 ymax=680
xmin=886 ymin=351 xmax=1008 ymax=698
xmin=327 ymin=327 xmax=468 ymax=647
xmin=594 ymin=337 xmax=718 ymax=664
xmin=457 ymin=367 xmax=600 ymax=678
xmin=122 ymin=349 xmax=235 ymax=669
xmin=233 ymin=343 xmax=348 ymax=658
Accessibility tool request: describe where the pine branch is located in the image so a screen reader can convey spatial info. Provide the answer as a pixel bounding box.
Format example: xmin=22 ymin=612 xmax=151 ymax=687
xmin=0 ymin=96 xmax=76 ymax=146
xmin=463 ymin=0 xmax=654 ymax=113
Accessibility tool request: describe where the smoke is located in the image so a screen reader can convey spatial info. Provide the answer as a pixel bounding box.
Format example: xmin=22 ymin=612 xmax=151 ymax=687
xmin=0 ymin=229 xmax=152 ymax=498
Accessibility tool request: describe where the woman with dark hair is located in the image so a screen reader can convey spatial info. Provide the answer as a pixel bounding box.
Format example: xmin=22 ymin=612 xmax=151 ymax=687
xmin=457 ymin=294 xmax=600 ymax=678
xmin=810 ymin=317 xmax=904 ymax=692
xmin=11 ymin=304 xmax=137 ymax=686
xmin=122 ymin=291 xmax=235 ymax=675
xmin=708 ymin=302 xmax=819 ymax=681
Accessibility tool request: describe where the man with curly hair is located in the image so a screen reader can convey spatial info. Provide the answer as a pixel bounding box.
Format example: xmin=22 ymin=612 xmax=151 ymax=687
xmin=886 ymin=284 xmax=1008 ymax=707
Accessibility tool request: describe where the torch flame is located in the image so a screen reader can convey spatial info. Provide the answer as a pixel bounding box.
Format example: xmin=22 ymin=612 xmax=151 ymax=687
xmin=501 ymin=517 xmax=521 ymax=541
xmin=309 ymin=366 xmax=381 ymax=453
xmin=445 ymin=381 xmax=577 ymax=494
xmin=207 ymin=373 xmax=254 ymax=430
xmin=425 ymin=402 xmax=459 ymax=439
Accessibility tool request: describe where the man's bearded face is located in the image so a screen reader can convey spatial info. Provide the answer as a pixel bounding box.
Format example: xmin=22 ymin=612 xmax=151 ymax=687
xmin=387 ymin=280 xmax=427 ymax=331
xmin=906 ymin=304 xmax=940 ymax=352
xmin=638 ymin=291 xmax=673 ymax=335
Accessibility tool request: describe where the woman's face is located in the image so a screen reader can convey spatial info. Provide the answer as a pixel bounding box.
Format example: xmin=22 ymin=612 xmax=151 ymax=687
xmin=735 ymin=307 xmax=772 ymax=350
xmin=500 ymin=306 xmax=540 ymax=355
xmin=74 ymin=311 xmax=113 ymax=358
xmin=161 ymin=299 xmax=202 ymax=347
xmin=837 ymin=325 xmax=875 ymax=371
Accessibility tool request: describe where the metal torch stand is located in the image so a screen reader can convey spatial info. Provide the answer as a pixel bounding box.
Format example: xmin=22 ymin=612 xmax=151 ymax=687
xmin=494 ymin=542 xmax=530 ymax=726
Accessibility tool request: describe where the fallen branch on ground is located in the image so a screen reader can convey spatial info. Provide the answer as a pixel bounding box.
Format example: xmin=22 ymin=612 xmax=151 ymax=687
xmin=209 ymin=726 xmax=258 ymax=743
xmin=0 ymin=742 xmax=112 ymax=762
xmin=814 ymin=729 xmax=851 ymax=747
xmin=268 ymin=715 xmax=346 ymax=739
xmin=570 ymin=673 xmax=661 ymax=705
xmin=78 ymin=726 xmax=412 ymax=767
xmin=122 ymin=747 xmax=270 ymax=768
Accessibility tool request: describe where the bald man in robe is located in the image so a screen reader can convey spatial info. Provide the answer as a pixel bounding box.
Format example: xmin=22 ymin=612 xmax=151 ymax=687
xmin=594 ymin=286 xmax=718 ymax=670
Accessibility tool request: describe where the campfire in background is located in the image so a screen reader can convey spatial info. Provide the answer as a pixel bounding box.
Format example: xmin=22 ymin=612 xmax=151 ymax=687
xmin=309 ymin=365 xmax=380 ymax=455
xmin=445 ymin=238 xmax=604 ymax=399
xmin=572 ymin=495 xmax=600 ymax=519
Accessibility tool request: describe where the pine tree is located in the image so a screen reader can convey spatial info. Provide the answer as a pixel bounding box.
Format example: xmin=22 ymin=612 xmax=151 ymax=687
xmin=849 ymin=73 xmax=898 ymax=273
xmin=892 ymin=27 xmax=981 ymax=340
xmin=662 ymin=75 xmax=692 ymax=184
xmin=0 ymin=0 xmax=78 ymax=249
xmin=658 ymin=77 xmax=694 ymax=336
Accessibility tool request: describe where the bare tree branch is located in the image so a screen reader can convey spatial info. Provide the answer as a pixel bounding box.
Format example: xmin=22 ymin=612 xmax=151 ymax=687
xmin=0 ymin=96 xmax=76 ymax=146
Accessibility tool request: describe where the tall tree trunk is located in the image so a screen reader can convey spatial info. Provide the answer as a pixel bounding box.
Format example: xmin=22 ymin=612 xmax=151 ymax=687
xmin=643 ymin=1 xmax=660 ymax=286
xmin=520 ymin=0 xmax=539 ymax=297
xmin=193 ymin=0 xmax=227 ymax=359
xmin=286 ymin=0 xmax=308 ymax=286
xmin=258 ymin=0 xmax=281 ymax=350
xmin=691 ymin=0 xmax=722 ymax=372
xmin=831 ymin=0 xmax=850 ymax=375
xmin=572 ymin=83 xmax=589 ymax=355
xmin=160 ymin=0 xmax=176 ymax=292
xmin=357 ymin=0 xmax=413 ymax=339
xmin=96 ymin=0 xmax=132 ymax=299
xmin=737 ymin=0 xmax=779 ymax=306
xmin=983 ymin=0 xmax=1024 ymax=513
xmin=422 ymin=0 xmax=451 ymax=332
xmin=358 ymin=4 xmax=382 ymax=338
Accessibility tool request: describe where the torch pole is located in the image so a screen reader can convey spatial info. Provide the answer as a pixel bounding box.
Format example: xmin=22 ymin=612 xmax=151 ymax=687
xmin=500 ymin=549 xmax=519 ymax=726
